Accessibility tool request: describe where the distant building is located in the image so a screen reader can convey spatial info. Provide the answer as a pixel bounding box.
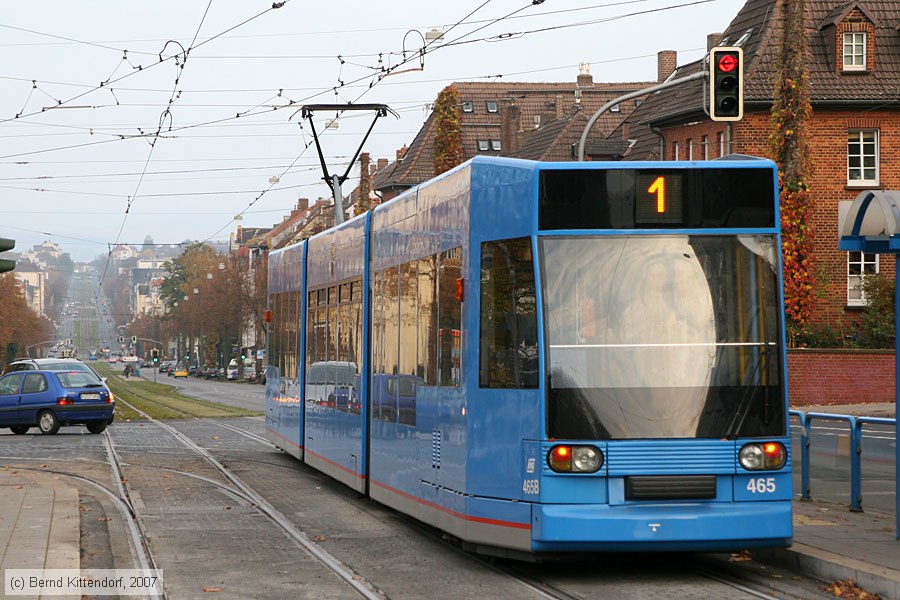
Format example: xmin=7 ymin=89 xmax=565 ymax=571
xmin=14 ymin=261 xmax=46 ymax=316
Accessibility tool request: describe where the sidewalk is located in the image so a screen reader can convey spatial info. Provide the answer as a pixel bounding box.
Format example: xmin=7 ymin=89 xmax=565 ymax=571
xmin=0 ymin=469 xmax=80 ymax=599
xmin=756 ymin=498 xmax=899 ymax=600
xmin=759 ymin=401 xmax=898 ymax=599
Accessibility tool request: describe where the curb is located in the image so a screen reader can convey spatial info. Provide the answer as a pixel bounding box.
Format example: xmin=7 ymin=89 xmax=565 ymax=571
xmin=755 ymin=544 xmax=900 ymax=600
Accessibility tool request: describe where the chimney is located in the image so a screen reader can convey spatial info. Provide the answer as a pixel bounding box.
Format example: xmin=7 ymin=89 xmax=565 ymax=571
xmin=297 ymin=198 xmax=309 ymax=212
xmin=707 ymin=32 xmax=723 ymax=51
xmin=657 ymin=50 xmax=677 ymax=82
xmin=358 ymin=152 xmax=371 ymax=213
xmin=499 ymin=102 xmax=520 ymax=157
xmin=540 ymin=102 xmax=557 ymax=128
xmin=377 ymin=158 xmax=388 ymax=171
xmin=555 ymin=95 xmax=566 ymax=119
xmin=396 ymin=145 xmax=408 ymax=161
xmin=576 ymin=62 xmax=594 ymax=88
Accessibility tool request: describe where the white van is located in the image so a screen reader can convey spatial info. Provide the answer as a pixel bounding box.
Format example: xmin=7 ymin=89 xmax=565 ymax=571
xmin=226 ymin=359 xmax=239 ymax=380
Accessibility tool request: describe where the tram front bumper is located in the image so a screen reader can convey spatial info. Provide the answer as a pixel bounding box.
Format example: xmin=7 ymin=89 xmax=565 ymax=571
xmin=531 ymin=500 xmax=793 ymax=552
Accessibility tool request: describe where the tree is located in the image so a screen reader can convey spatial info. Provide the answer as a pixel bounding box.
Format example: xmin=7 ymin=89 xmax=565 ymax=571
xmin=0 ymin=274 xmax=52 ymax=366
xmin=158 ymin=244 xmax=242 ymax=367
xmin=769 ymin=0 xmax=814 ymax=329
xmin=433 ymin=85 xmax=464 ymax=176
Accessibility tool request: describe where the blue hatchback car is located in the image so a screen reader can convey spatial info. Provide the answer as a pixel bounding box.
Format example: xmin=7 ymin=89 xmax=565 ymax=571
xmin=0 ymin=370 xmax=115 ymax=435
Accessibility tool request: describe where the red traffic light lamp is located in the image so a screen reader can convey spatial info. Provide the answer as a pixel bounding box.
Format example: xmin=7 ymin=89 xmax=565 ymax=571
xmin=709 ymin=47 xmax=743 ymax=122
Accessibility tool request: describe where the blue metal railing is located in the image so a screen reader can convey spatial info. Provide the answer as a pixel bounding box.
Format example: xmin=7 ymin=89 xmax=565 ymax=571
xmin=790 ymin=409 xmax=896 ymax=512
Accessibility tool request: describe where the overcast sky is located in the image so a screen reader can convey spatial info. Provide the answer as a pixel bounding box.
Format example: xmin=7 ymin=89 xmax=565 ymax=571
xmin=0 ymin=0 xmax=745 ymax=262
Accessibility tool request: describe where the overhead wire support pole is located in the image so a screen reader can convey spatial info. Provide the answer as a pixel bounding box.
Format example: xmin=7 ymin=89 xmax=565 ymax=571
xmin=301 ymin=103 xmax=398 ymax=225
xmin=576 ymin=71 xmax=706 ymax=162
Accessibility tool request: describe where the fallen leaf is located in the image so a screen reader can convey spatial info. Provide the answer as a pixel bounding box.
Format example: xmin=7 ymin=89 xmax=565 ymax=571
xmin=212 ymin=436 xmax=220 ymax=440
xmin=729 ymin=550 xmax=752 ymax=562
xmin=823 ymin=579 xmax=881 ymax=600
xmin=314 ymin=535 xmax=327 ymax=542
xmin=202 ymin=587 xmax=223 ymax=593
xmin=98 ymin=517 xmax=112 ymax=522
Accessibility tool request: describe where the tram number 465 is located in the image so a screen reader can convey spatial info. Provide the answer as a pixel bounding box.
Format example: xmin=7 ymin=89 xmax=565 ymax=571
xmin=746 ymin=477 xmax=776 ymax=494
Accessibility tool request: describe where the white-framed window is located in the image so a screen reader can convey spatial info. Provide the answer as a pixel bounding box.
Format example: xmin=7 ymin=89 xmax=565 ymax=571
xmin=462 ymin=101 xmax=474 ymax=113
xmin=842 ymin=32 xmax=866 ymax=71
xmin=490 ymin=139 xmax=501 ymax=151
xmin=702 ymin=135 xmax=709 ymax=160
xmin=847 ymin=129 xmax=879 ymax=185
xmin=485 ymin=101 xmax=498 ymax=113
xmin=610 ymin=103 xmax=620 ymax=113
xmin=718 ymin=131 xmax=726 ymax=157
xmin=673 ymin=141 xmax=679 ymax=160
xmin=687 ymin=139 xmax=693 ymax=160
xmin=847 ymin=251 xmax=879 ymax=306
xmin=477 ymin=140 xmax=490 ymax=151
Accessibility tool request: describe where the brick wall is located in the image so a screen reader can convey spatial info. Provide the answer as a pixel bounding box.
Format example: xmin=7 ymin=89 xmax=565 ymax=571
xmin=787 ymin=349 xmax=895 ymax=406
xmin=665 ymin=108 xmax=900 ymax=327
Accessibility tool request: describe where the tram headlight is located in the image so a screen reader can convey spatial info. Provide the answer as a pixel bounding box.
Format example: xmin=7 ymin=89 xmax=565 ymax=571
xmin=547 ymin=445 xmax=603 ymax=473
xmin=739 ymin=442 xmax=786 ymax=471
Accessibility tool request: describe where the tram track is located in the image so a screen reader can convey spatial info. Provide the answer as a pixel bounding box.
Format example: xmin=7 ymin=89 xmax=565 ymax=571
xmin=113 ymin=394 xmax=386 ymax=600
xmin=1 ymin=452 xmax=164 ymax=599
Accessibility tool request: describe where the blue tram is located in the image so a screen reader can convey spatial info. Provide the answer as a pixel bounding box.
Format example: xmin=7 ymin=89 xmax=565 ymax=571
xmin=266 ymin=155 xmax=792 ymax=556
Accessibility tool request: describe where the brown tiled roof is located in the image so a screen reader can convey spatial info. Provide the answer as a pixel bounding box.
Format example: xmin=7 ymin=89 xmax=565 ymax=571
xmin=625 ymin=0 xmax=900 ymax=128
xmin=373 ymin=77 xmax=651 ymax=189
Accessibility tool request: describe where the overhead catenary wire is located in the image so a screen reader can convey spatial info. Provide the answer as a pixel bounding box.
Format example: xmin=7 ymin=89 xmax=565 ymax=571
xmin=3 ymin=0 xmax=721 ymax=261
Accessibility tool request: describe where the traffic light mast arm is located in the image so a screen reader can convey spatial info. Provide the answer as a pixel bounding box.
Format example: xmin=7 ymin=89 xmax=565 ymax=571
xmin=576 ymin=71 xmax=706 ymax=161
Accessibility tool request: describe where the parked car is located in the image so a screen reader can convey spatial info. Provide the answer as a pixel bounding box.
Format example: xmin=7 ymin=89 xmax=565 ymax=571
xmin=3 ymin=357 xmax=106 ymax=383
xmin=0 ymin=369 xmax=115 ymax=435
xmin=173 ymin=365 xmax=189 ymax=378
xmin=226 ymin=359 xmax=238 ymax=380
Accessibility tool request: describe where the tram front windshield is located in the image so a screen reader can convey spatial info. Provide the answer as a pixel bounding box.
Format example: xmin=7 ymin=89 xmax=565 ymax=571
xmin=541 ymin=235 xmax=785 ymax=440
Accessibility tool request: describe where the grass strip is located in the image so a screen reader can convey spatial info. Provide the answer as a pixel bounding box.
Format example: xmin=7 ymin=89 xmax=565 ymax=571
xmin=94 ymin=363 xmax=261 ymax=420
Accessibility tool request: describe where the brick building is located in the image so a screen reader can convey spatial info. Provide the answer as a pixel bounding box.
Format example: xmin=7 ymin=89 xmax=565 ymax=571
xmin=372 ymin=69 xmax=653 ymax=202
xmin=620 ymin=0 xmax=900 ymax=329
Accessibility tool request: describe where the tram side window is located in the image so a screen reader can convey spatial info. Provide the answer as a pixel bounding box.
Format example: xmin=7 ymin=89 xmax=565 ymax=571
xmin=372 ymin=246 xmax=463 ymax=393
xmin=418 ymin=256 xmax=438 ymax=385
xmin=306 ymin=279 xmax=363 ymax=408
xmin=438 ymin=248 xmax=462 ymax=387
xmin=479 ymin=238 xmax=538 ymax=388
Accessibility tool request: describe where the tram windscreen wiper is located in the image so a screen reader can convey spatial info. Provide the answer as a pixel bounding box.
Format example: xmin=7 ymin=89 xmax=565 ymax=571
xmin=722 ymin=348 xmax=771 ymax=439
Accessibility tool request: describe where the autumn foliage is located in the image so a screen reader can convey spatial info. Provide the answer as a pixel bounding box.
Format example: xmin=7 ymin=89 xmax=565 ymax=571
xmin=433 ymin=85 xmax=464 ymax=176
xmin=769 ymin=0 xmax=815 ymax=326
xmin=0 ymin=274 xmax=52 ymax=366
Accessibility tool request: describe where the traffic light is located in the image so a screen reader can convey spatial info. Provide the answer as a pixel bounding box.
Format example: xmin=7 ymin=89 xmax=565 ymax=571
xmin=151 ymin=349 xmax=159 ymax=363
xmin=709 ymin=47 xmax=743 ymax=122
xmin=240 ymin=348 xmax=247 ymax=360
xmin=0 ymin=238 xmax=15 ymax=273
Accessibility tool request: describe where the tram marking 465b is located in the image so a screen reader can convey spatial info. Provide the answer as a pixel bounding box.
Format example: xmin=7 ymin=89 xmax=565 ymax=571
xmin=266 ymin=155 xmax=792 ymax=557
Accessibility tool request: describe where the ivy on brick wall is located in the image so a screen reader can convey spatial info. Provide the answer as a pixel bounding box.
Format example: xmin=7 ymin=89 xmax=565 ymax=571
xmin=769 ymin=0 xmax=814 ymax=328
xmin=433 ymin=85 xmax=464 ymax=176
